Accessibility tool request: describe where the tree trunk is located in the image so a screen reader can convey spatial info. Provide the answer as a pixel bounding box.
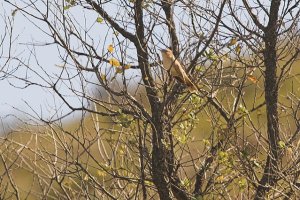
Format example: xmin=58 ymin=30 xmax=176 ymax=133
xmin=255 ymin=0 xmax=281 ymax=199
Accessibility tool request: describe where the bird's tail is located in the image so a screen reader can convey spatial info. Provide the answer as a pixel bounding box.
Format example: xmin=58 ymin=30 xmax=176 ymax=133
xmin=185 ymin=78 xmax=198 ymax=93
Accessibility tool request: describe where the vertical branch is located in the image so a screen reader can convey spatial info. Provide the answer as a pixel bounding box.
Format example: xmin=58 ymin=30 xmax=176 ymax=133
xmin=161 ymin=0 xmax=179 ymax=56
xmin=255 ymin=0 xmax=281 ymax=199
xmin=160 ymin=2 xmax=191 ymax=199
xmin=137 ymin=120 xmax=147 ymax=200
xmin=133 ymin=0 xmax=158 ymax=107
xmin=134 ymin=0 xmax=172 ymax=199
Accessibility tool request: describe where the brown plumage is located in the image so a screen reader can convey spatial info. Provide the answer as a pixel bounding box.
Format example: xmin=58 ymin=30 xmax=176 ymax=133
xmin=161 ymin=48 xmax=198 ymax=92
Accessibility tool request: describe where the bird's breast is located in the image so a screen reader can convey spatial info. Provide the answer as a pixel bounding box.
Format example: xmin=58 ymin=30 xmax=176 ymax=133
xmin=162 ymin=56 xmax=173 ymax=70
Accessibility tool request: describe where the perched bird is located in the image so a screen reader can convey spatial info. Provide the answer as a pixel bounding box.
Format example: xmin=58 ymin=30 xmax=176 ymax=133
xmin=161 ymin=48 xmax=198 ymax=92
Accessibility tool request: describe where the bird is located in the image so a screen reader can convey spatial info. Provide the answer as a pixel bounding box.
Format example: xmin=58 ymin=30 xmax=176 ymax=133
xmin=160 ymin=48 xmax=198 ymax=92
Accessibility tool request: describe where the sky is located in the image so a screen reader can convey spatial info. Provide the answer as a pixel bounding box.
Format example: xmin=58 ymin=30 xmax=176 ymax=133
xmin=0 ymin=2 xmax=98 ymax=134
xmin=0 ymin=1 xmax=145 ymax=134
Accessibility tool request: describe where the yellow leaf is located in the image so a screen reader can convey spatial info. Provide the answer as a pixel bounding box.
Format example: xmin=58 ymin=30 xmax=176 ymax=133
xmin=202 ymin=139 xmax=210 ymax=146
xmin=100 ymin=74 xmax=106 ymax=81
xmin=124 ymin=64 xmax=131 ymax=69
xmin=144 ymin=180 xmax=154 ymax=186
xmin=107 ymin=44 xmax=114 ymax=53
xmin=216 ymin=175 xmax=225 ymax=183
xmin=97 ymin=170 xmax=106 ymax=177
xmin=235 ymin=44 xmax=241 ymax=54
xmin=228 ymin=37 xmax=237 ymax=46
xmin=247 ymin=75 xmax=258 ymax=83
xmin=109 ymin=58 xmax=120 ymax=67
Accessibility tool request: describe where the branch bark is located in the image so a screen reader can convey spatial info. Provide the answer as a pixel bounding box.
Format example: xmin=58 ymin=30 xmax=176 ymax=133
xmin=161 ymin=0 xmax=179 ymax=56
xmin=255 ymin=0 xmax=281 ymax=199
xmin=86 ymin=0 xmax=138 ymax=44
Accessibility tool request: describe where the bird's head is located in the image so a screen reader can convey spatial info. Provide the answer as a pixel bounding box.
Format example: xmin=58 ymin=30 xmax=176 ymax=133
xmin=160 ymin=48 xmax=173 ymax=58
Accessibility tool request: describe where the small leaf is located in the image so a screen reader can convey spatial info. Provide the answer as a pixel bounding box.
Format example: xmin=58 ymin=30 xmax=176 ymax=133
xmin=238 ymin=104 xmax=249 ymax=114
xmin=179 ymin=123 xmax=185 ymax=130
xmin=216 ymin=175 xmax=225 ymax=183
xmin=100 ymin=74 xmax=106 ymax=81
xmin=238 ymin=178 xmax=247 ymax=189
xmin=96 ymin=17 xmax=103 ymax=23
xmin=228 ymin=37 xmax=237 ymax=46
xmin=109 ymin=58 xmax=120 ymax=67
xmin=97 ymin=170 xmax=106 ymax=177
xmin=63 ymin=5 xmax=71 ymax=10
xmin=123 ymin=64 xmax=131 ymax=69
xmin=204 ymin=49 xmax=218 ymax=61
xmin=278 ymin=141 xmax=285 ymax=149
xmin=247 ymin=75 xmax=258 ymax=84
xmin=180 ymin=178 xmax=191 ymax=187
xmin=116 ymin=112 xmax=133 ymax=127
xmin=202 ymin=139 xmax=210 ymax=146
xmin=66 ymin=0 xmax=76 ymax=5
xmin=144 ymin=180 xmax=154 ymax=186
xmin=218 ymin=151 xmax=229 ymax=163
xmin=178 ymin=135 xmax=188 ymax=144
xmin=12 ymin=9 xmax=18 ymax=17
xmin=107 ymin=44 xmax=114 ymax=53
xmin=195 ymin=65 xmax=205 ymax=72
xmin=235 ymin=44 xmax=241 ymax=54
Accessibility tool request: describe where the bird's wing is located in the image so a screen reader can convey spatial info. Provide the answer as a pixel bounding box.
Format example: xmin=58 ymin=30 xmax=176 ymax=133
xmin=171 ymin=60 xmax=189 ymax=82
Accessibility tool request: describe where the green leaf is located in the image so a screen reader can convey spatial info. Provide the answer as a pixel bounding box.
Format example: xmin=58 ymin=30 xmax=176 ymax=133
xmin=278 ymin=141 xmax=286 ymax=149
xmin=202 ymin=139 xmax=210 ymax=146
xmin=96 ymin=17 xmax=103 ymax=23
xmin=238 ymin=104 xmax=249 ymax=114
xmin=195 ymin=65 xmax=205 ymax=72
xmin=238 ymin=178 xmax=247 ymax=189
xmin=66 ymin=0 xmax=76 ymax=5
xmin=116 ymin=113 xmax=133 ymax=128
xmin=63 ymin=5 xmax=71 ymax=10
xmin=204 ymin=49 xmax=218 ymax=61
